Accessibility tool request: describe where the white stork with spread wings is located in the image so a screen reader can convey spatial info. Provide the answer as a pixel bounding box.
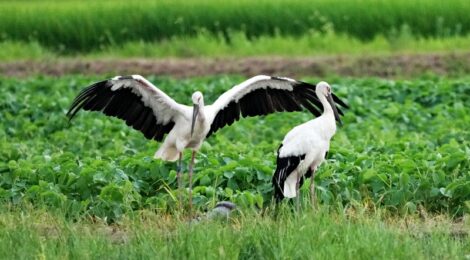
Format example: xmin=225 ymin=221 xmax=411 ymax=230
xmin=67 ymin=75 xmax=348 ymax=212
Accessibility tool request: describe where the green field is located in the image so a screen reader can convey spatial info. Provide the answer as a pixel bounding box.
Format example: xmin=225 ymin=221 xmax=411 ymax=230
xmin=1 ymin=68 xmax=469 ymax=260
xmin=1 ymin=76 xmax=468 ymax=219
xmin=1 ymin=70 xmax=470 ymax=260
xmin=2 ymin=0 xmax=469 ymax=48
xmin=0 ymin=0 xmax=469 ymax=58
xmin=1 ymin=0 xmax=469 ymax=258
xmin=2 ymin=34 xmax=470 ymax=61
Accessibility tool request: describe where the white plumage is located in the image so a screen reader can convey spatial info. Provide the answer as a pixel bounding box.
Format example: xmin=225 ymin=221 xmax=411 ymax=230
xmin=67 ymin=75 xmax=347 ymax=211
xmin=272 ymin=81 xmax=345 ymax=206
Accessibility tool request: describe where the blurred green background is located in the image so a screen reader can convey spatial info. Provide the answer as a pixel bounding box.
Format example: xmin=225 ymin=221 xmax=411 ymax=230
xmin=0 ymin=0 xmax=469 ymax=60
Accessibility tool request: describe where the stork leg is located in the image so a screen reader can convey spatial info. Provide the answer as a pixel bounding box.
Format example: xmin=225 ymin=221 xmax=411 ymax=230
xmin=295 ymin=171 xmax=301 ymax=212
xmin=177 ymin=152 xmax=183 ymax=211
xmin=188 ymin=150 xmax=196 ymax=218
xmin=309 ymin=168 xmax=317 ymax=209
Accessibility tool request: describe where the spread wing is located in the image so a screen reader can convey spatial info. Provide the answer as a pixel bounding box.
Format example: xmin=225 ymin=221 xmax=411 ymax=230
xmin=205 ymin=75 xmax=347 ymax=137
xmin=66 ymin=75 xmax=188 ymax=141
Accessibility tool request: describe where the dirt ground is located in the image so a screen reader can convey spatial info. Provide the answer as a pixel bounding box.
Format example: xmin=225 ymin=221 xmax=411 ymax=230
xmin=1 ymin=52 xmax=469 ymax=78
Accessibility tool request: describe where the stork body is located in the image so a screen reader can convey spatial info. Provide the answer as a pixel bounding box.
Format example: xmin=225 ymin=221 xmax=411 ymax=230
xmin=67 ymin=75 xmax=348 ymax=213
xmin=154 ymin=91 xmax=209 ymax=162
xmin=272 ymin=81 xmax=344 ymax=208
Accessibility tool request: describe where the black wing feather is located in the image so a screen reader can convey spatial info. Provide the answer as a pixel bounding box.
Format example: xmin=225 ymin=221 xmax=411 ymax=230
xmin=207 ymin=78 xmax=348 ymax=137
xmin=66 ymin=79 xmax=174 ymax=142
xmin=272 ymin=144 xmax=307 ymax=202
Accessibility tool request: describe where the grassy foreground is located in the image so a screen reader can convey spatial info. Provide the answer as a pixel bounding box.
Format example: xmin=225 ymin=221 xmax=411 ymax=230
xmin=0 ymin=207 xmax=468 ymax=259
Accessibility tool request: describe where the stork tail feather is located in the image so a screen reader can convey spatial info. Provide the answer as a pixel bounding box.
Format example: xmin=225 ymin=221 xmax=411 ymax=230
xmin=154 ymin=146 xmax=179 ymax=161
xmin=283 ymin=172 xmax=299 ymax=198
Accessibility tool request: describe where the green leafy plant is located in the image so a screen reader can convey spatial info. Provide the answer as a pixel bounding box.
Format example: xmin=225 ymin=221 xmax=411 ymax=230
xmin=0 ymin=76 xmax=469 ymax=220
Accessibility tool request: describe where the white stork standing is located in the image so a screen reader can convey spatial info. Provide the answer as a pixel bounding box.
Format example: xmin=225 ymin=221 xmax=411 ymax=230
xmin=67 ymin=75 xmax=348 ymax=213
xmin=272 ymin=81 xmax=346 ymax=210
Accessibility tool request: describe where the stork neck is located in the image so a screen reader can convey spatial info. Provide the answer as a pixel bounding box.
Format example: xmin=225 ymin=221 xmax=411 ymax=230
xmin=316 ymin=93 xmax=337 ymax=140
xmin=319 ymin=94 xmax=333 ymax=116
xmin=197 ymin=101 xmax=206 ymax=121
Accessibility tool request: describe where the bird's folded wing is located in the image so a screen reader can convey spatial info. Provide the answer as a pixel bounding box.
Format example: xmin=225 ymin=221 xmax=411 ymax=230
xmin=67 ymin=75 xmax=188 ymax=141
xmin=272 ymin=143 xmax=307 ymax=200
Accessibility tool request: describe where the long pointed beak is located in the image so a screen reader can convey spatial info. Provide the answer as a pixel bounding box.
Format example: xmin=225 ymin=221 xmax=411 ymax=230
xmin=191 ymin=104 xmax=199 ymax=137
xmin=327 ymin=94 xmax=342 ymax=126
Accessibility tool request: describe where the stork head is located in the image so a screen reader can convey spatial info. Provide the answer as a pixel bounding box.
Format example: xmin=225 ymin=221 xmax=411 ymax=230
xmin=192 ymin=91 xmax=203 ymax=106
xmin=316 ymin=81 xmax=331 ymax=96
xmin=191 ymin=91 xmax=203 ymax=137
xmin=316 ymin=81 xmax=342 ymax=125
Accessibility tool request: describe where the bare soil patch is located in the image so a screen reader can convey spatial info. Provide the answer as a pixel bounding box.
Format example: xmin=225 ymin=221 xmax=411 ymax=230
xmin=1 ymin=53 xmax=469 ymax=78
